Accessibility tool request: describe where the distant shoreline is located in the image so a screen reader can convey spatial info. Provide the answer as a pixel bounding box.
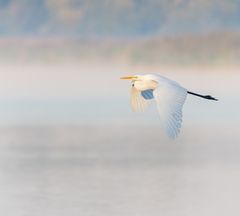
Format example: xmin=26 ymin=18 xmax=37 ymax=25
xmin=0 ymin=31 xmax=239 ymax=67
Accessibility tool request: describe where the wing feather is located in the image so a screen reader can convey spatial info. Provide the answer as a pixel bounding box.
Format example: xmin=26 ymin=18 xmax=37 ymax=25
xmin=131 ymin=87 xmax=149 ymax=112
xmin=153 ymin=82 xmax=187 ymax=139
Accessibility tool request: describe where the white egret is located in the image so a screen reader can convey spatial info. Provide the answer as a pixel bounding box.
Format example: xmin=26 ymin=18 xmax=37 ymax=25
xmin=121 ymin=74 xmax=217 ymax=139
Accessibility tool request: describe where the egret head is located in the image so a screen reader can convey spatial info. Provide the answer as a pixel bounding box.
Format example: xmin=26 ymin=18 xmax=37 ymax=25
xmin=121 ymin=74 xmax=158 ymax=91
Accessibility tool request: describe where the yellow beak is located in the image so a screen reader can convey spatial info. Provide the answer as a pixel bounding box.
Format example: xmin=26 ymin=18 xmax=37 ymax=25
xmin=120 ymin=76 xmax=138 ymax=80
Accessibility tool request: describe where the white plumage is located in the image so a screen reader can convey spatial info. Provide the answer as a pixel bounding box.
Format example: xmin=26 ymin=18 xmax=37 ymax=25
xmin=131 ymin=86 xmax=149 ymax=112
xmin=121 ymin=74 xmax=217 ymax=139
xmin=152 ymin=76 xmax=187 ymax=139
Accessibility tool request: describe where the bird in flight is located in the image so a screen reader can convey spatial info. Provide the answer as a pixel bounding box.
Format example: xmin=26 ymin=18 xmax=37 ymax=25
xmin=121 ymin=74 xmax=217 ymax=139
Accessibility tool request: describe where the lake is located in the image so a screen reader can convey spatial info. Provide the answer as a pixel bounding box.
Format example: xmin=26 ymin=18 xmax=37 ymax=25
xmin=0 ymin=126 xmax=239 ymax=216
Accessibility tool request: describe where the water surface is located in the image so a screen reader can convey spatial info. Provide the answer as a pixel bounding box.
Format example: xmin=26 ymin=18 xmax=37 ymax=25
xmin=0 ymin=126 xmax=239 ymax=216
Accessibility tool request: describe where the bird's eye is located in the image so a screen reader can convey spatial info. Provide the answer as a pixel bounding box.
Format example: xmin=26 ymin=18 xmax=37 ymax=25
xmin=132 ymin=83 xmax=135 ymax=87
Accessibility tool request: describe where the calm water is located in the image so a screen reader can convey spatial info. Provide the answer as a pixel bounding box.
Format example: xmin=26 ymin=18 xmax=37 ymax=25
xmin=0 ymin=126 xmax=240 ymax=216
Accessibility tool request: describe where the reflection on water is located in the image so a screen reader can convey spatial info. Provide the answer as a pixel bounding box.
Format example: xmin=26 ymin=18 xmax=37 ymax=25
xmin=0 ymin=126 xmax=240 ymax=216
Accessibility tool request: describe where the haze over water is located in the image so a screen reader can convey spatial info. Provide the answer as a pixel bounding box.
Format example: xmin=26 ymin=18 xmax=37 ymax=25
xmin=0 ymin=63 xmax=240 ymax=216
xmin=0 ymin=125 xmax=240 ymax=216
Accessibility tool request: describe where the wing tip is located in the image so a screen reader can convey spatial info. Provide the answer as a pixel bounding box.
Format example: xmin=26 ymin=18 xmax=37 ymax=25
xmin=166 ymin=128 xmax=181 ymax=139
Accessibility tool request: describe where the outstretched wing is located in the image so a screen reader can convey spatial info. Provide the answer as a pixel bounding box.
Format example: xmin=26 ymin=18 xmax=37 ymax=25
xmin=131 ymin=87 xmax=150 ymax=112
xmin=153 ymin=83 xmax=187 ymax=139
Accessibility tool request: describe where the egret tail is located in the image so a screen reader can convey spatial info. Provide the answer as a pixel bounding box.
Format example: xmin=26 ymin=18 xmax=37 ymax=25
xmin=187 ymin=91 xmax=218 ymax=101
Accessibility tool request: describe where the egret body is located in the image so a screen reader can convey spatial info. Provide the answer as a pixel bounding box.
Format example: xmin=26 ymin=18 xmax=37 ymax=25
xmin=121 ymin=74 xmax=217 ymax=139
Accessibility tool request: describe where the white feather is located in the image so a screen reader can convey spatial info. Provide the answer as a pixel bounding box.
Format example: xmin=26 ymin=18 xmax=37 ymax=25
xmin=131 ymin=87 xmax=149 ymax=112
xmin=152 ymin=75 xmax=187 ymax=139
